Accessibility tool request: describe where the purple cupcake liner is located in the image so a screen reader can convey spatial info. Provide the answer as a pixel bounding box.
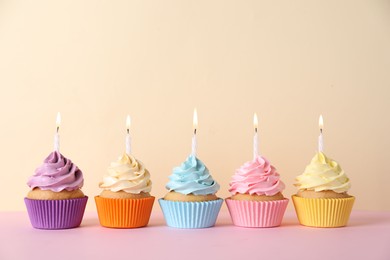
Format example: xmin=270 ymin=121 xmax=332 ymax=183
xmin=24 ymin=196 xmax=88 ymax=230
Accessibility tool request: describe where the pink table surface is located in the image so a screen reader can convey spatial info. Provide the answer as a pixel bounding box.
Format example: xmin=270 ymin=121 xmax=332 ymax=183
xmin=0 ymin=210 xmax=389 ymax=260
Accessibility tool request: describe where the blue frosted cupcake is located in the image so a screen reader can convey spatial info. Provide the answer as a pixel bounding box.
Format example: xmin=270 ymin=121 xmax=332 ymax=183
xmin=159 ymin=155 xmax=222 ymax=228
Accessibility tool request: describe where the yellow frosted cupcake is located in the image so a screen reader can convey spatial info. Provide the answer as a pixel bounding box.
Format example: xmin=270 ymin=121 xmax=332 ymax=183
xmin=292 ymin=152 xmax=355 ymax=227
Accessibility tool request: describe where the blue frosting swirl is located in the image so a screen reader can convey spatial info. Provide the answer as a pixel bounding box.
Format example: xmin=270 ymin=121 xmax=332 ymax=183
xmin=166 ymin=155 xmax=220 ymax=195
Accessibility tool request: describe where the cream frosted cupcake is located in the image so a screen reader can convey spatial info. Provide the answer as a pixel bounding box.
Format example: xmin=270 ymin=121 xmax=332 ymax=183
xmin=159 ymin=155 xmax=223 ymax=228
xmin=292 ymin=152 xmax=355 ymax=227
xmin=25 ymin=151 xmax=88 ymax=229
xmin=95 ymin=153 xmax=154 ymax=228
xmin=225 ymin=155 xmax=289 ymax=227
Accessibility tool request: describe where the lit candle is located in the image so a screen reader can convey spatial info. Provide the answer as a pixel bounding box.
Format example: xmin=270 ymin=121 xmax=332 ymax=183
xmin=125 ymin=115 xmax=131 ymax=155
xmin=54 ymin=112 xmax=61 ymax=152
xmin=318 ymin=115 xmax=324 ymax=152
xmin=253 ymin=113 xmax=259 ymax=159
xmin=191 ymin=108 xmax=198 ymax=156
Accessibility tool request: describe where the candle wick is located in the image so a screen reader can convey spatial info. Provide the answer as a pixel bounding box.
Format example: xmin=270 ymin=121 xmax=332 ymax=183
xmin=320 ymin=128 xmax=323 ymax=134
xmin=255 ymin=127 xmax=258 ymax=133
xmin=194 ymin=128 xmax=197 ymax=135
xmin=127 ymin=129 xmax=129 ymax=134
xmin=56 ymin=126 xmax=59 ymax=133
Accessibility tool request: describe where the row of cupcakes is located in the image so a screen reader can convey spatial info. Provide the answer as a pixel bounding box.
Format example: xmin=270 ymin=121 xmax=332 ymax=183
xmin=25 ymin=150 xmax=354 ymax=229
xmin=25 ymin=112 xmax=355 ymax=230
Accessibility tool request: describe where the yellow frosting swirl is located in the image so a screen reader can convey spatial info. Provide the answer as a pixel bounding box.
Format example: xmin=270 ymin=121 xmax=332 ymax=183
xmin=99 ymin=153 xmax=152 ymax=194
xmin=294 ymin=152 xmax=351 ymax=193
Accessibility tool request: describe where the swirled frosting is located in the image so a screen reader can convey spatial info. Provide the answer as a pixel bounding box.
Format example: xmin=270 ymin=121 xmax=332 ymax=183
xmin=27 ymin=151 xmax=84 ymax=192
xmin=229 ymin=155 xmax=285 ymax=196
xmin=99 ymin=153 xmax=152 ymax=194
xmin=294 ymin=152 xmax=351 ymax=193
xmin=166 ymin=155 xmax=220 ymax=195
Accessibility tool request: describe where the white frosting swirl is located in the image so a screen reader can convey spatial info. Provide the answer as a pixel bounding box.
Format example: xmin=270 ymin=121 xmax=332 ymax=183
xmin=99 ymin=154 xmax=152 ymax=194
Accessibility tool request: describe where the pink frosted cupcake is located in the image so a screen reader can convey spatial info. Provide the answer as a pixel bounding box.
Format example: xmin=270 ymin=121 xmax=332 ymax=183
xmin=225 ymin=155 xmax=289 ymax=227
xmin=24 ymin=151 xmax=88 ymax=229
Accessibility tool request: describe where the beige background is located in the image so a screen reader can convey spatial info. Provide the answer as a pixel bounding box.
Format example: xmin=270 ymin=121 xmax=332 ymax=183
xmin=0 ymin=0 xmax=389 ymax=212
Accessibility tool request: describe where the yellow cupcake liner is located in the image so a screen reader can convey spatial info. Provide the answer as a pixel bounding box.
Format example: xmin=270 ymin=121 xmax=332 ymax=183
xmin=292 ymin=195 xmax=355 ymax=228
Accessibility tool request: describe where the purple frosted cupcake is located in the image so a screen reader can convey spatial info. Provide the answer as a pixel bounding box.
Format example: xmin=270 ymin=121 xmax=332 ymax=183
xmin=25 ymin=151 xmax=88 ymax=229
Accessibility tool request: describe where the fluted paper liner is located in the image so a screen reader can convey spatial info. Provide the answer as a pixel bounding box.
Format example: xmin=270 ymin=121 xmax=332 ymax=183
xmin=24 ymin=196 xmax=88 ymax=230
xmin=292 ymin=195 xmax=355 ymax=228
xmin=159 ymin=198 xmax=223 ymax=229
xmin=225 ymin=198 xmax=289 ymax=228
xmin=95 ymin=196 xmax=155 ymax=228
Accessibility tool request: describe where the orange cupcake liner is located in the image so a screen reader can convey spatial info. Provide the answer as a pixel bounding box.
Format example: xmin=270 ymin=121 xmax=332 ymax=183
xmin=292 ymin=195 xmax=355 ymax=228
xmin=95 ymin=196 xmax=155 ymax=228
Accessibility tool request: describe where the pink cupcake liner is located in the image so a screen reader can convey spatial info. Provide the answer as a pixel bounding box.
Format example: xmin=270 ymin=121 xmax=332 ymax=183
xmin=24 ymin=196 xmax=88 ymax=230
xmin=225 ymin=198 xmax=289 ymax=227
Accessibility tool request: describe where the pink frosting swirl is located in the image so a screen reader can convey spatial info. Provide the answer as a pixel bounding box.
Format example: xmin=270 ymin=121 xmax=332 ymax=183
xmin=229 ymin=156 xmax=285 ymax=196
xmin=27 ymin=151 xmax=84 ymax=192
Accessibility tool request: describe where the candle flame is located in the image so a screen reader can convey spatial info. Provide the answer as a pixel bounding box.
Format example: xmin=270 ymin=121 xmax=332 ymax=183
xmin=56 ymin=112 xmax=61 ymax=132
xmin=253 ymin=113 xmax=258 ymax=132
xmin=126 ymin=115 xmax=131 ymax=133
xmin=319 ymin=114 xmax=324 ymax=131
xmin=193 ymin=108 xmax=198 ymax=132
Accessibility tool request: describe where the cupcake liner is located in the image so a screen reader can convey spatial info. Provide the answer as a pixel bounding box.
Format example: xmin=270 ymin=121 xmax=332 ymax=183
xmin=24 ymin=196 xmax=88 ymax=230
xmin=159 ymin=198 xmax=223 ymax=229
xmin=225 ymin=198 xmax=289 ymax=228
xmin=292 ymin=195 xmax=355 ymax=228
xmin=95 ymin=196 xmax=155 ymax=228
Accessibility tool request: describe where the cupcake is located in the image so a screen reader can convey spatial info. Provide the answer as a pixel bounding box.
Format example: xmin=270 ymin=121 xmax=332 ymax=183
xmin=25 ymin=151 xmax=88 ymax=229
xmin=159 ymin=155 xmax=223 ymax=228
xmin=225 ymin=155 xmax=289 ymax=227
xmin=292 ymin=152 xmax=355 ymax=227
xmin=95 ymin=153 xmax=154 ymax=228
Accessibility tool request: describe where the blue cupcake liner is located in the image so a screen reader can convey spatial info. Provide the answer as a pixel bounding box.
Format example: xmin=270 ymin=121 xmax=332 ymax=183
xmin=158 ymin=198 xmax=223 ymax=229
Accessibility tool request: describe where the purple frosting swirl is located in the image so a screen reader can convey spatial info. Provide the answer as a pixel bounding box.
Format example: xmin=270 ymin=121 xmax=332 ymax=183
xmin=27 ymin=151 xmax=84 ymax=192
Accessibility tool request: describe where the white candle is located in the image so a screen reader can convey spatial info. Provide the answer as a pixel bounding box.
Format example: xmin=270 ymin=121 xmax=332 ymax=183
xmin=54 ymin=112 xmax=61 ymax=152
xmin=318 ymin=115 xmax=324 ymax=152
xmin=253 ymin=113 xmax=259 ymax=159
xmin=191 ymin=108 xmax=198 ymax=157
xmin=125 ymin=115 xmax=131 ymax=155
